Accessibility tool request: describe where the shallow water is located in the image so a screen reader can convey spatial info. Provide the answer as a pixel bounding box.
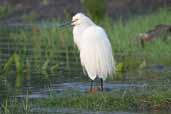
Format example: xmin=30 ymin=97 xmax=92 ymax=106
xmin=16 ymin=82 xmax=147 ymax=99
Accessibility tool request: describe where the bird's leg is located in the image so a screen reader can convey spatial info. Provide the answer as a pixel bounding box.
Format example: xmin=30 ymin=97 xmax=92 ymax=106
xmin=90 ymin=80 xmax=93 ymax=92
xmin=100 ymin=78 xmax=103 ymax=91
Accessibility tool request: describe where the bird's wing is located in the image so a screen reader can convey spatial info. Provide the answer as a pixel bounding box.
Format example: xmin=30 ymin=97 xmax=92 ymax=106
xmin=80 ymin=26 xmax=115 ymax=80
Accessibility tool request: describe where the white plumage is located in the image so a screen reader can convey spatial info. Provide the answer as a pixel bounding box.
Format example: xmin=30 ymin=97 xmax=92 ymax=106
xmin=71 ymin=13 xmax=115 ymax=90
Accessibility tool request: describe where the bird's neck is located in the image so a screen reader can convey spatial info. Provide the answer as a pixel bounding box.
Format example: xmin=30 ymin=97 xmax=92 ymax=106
xmin=75 ymin=23 xmax=95 ymax=33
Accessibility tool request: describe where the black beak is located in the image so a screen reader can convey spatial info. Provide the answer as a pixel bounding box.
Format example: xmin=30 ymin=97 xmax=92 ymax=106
xmin=58 ymin=21 xmax=72 ymax=28
xmin=59 ymin=19 xmax=78 ymax=28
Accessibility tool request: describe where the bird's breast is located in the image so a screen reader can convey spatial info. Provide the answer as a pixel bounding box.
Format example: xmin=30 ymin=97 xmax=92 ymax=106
xmin=73 ymin=26 xmax=89 ymax=50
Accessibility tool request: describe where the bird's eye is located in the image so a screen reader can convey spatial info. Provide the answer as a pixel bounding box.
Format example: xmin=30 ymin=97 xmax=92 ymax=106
xmin=73 ymin=19 xmax=78 ymax=22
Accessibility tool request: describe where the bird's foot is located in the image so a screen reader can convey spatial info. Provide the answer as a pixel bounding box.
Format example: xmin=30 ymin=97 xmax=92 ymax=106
xmin=88 ymin=86 xmax=103 ymax=93
xmin=88 ymin=87 xmax=98 ymax=93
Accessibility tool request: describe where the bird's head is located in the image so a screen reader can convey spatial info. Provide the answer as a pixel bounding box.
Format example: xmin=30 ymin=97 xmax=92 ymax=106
xmin=59 ymin=12 xmax=94 ymax=28
xmin=71 ymin=13 xmax=94 ymax=27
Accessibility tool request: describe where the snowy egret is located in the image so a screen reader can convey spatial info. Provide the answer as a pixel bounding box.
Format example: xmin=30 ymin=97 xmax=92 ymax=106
xmin=64 ymin=13 xmax=115 ymax=92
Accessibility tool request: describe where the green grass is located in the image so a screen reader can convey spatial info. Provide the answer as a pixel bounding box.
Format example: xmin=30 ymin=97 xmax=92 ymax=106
xmin=9 ymin=8 xmax=171 ymax=66
xmin=103 ymin=8 xmax=171 ymax=63
xmin=33 ymin=87 xmax=171 ymax=112
xmin=38 ymin=91 xmax=136 ymax=111
xmin=4 ymin=8 xmax=171 ymax=64
xmin=1 ymin=87 xmax=171 ymax=113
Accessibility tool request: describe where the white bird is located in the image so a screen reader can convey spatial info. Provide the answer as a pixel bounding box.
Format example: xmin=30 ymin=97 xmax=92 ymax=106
xmin=67 ymin=13 xmax=115 ymax=91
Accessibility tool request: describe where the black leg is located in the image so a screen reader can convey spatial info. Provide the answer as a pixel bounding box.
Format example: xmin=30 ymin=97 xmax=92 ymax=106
xmin=100 ymin=78 xmax=103 ymax=91
xmin=90 ymin=80 xmax=93 ymax=91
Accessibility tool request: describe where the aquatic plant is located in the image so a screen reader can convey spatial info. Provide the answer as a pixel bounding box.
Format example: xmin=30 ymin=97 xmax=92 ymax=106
xmin=0 ymin=5 xmax=13 ymax=18
xmin=115 ymin=62 xmax=126 ymax=80
xmin=1 ymin=99 xmax=10 ymax=114
xmin=1 ymin=53 xmax=23 ymax=88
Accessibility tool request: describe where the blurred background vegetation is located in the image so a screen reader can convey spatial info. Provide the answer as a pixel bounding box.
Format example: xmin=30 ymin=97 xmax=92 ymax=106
xmin=0 ymin=0 xmax=170 ymax=22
